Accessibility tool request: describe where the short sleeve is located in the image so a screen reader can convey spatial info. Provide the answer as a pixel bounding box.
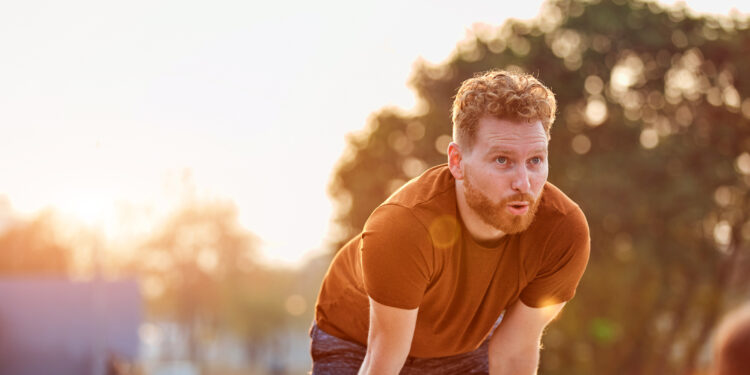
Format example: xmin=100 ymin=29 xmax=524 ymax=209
xmin=360 ymin=204 xmax=432 ymax=309
xmin=520 ymin=206 xmax=590 ymax=307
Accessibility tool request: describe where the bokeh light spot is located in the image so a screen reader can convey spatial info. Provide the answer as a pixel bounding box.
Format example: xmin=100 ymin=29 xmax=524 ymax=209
xmin=647 ymin=91 xmax=665 ymax=110
xmin=614 ymin=232 xmax=633 ymax=262
xmin=584 ymin=98 xmax=607 ymax=126
xmin=571 ymin=134 xmax=592 ymax=155
xmin=713 ymin=221 xmax=732 ymax=249
xmin=509 ymin=36 xmax=531 ymax=56
xmin=434 ymin=134 xmax=452 ymax=155
xmin=671 ymin=29 xmax=689 ymax=48
xmin=714 ymin=186 xmax=732 ymax=207
xmin=550 ymin=29 xmax=582 ymax=60
xmin=722 ymin=86 xmax=740 ymax=108
xmin=389 ymin=130 xmax=413 ymax=155
xmin=406 ymin=122 xmax=426 ymax=141
xmin=706 ymin=87 xmax=723 ymax=106
xmin=285 ymin=294 xmax=307 ymax=316
xmin=487 ymin=38 xmax=507 ymax=54
xmin=735 ymin=152 xmax=750 ymax=175
xmin=402 ymin=157 xmax=427 ymax=178
xmin=584 ymin=75 xmax=604 ymax=95
xmin=741 ymin=98 xmax=750 ymax=119
xmin=429 ymin=215 xmax=460 ymax=248
xmin=640 ymin=129 xmax=659 ymax=149
xmin=610 ymin=54 xmax=644 ymax=93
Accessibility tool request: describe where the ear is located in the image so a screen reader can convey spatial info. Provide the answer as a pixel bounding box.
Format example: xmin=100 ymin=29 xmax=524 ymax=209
xmin=447 ymin=142 xmax=464 ymax=180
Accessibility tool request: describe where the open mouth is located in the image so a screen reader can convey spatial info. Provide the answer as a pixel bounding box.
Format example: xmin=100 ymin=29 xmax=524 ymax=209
xmin=507 ymin=202 xmax=530 ymax=215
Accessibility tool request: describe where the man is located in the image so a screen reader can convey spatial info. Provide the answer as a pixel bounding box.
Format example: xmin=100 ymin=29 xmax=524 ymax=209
xmin=311 ymin=70 xmax=590 ymax=374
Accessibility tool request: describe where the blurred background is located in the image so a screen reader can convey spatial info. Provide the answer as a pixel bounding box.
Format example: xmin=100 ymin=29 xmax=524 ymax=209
xmin=1 ymin=0 xmax=750 ymax=374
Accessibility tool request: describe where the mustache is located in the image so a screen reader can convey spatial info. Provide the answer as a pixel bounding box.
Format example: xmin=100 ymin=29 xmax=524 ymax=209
xmin=500 ymin=193 xmax=535 ymax=204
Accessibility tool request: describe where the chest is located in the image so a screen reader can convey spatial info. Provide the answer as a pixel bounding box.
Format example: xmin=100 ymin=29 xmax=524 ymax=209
xmin=422 ymin=236 xmax=536 ymax=313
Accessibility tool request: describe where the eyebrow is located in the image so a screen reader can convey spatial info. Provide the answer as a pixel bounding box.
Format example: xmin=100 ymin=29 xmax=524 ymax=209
xmin=488 ymin=147 xmax=548 ymax=155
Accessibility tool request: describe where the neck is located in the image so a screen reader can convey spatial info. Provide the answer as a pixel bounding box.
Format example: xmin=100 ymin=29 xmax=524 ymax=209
xmin=454 ymin=180 xmax=506 ymax=243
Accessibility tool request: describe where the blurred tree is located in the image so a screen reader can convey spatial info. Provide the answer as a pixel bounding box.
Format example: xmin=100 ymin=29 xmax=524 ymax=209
xmin=328 ymin=0 xmax=750 ymax=374
xmin=0 ymin=211 xmax=71 ymax=275
xmin=133 ymin=200 xmax=296 ymax=366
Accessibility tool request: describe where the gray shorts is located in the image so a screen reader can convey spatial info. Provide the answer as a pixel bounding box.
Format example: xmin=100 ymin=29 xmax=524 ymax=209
xmin=309 ymin=323 xmax=490 ymax=375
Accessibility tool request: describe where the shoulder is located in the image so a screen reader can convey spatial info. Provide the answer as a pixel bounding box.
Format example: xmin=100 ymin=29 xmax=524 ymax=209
xmin=362 ymin=164 xmax=458 ymax=256
xmin=364 ymin=204 xmax=427 ymax=238
xmin=366 ymin=163 xmax=458 ymax=239
xmin=517 ymin=184 xmax=590 ymax=306
xmin=533 ymin=182 xmax=588 ymax=233
xmin=538 ymin=182 xmax=583 ymax=217
xmin=383 ymin=164 xmax=455 ymax=210
xmin=522 ymin=182 xmax=589 ymax=261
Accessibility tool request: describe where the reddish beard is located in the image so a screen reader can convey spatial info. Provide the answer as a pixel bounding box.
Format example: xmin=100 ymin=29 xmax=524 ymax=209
xmin=462 ymin=170 xmax=542 ymax=234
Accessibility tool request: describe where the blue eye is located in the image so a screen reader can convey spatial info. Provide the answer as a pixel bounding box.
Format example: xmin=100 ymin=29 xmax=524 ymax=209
xmin=529 ymin=157 xmax=542 ymax=165
xmin=496 ymin=157 xmax=508 ymax=165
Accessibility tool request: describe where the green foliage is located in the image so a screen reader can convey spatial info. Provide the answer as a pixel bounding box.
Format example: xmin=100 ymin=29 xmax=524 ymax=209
xmin=328 ymin=0 xmax=750 ymax=373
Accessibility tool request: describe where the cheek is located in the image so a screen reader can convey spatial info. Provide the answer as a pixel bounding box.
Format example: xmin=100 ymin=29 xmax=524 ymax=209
xmin=531 ymin=169 xmax=548 ymax=190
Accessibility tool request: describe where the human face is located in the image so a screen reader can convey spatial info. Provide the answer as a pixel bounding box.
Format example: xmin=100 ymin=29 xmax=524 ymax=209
xmin=460 ymin=116 xmax=549 ymax=234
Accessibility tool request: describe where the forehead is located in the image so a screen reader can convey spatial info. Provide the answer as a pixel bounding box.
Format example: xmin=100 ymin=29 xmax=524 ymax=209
xmin=474 ymin=116 xmax=548 ymax=153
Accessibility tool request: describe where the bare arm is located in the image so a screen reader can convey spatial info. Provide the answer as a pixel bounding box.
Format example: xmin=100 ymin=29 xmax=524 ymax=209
xmin=358 ymin=297 xmax=418 ymax=375
xmin=488 ymin=300 xmax=565 ymax=375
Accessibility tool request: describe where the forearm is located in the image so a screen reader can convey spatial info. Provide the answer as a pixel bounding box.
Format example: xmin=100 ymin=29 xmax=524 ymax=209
xmin=358 ymin=298 xmax=417 ymax=375
xmin=488 ymin=327 xmax=541 ymax=375
xmin=358 ymin=331 xmax=410 ymax=375
xmin=487 ymin=348 xmax=540 ymax=375
xmin=486 ymin=300 xmax=565 ymax=375
xmin=358 ymin=347 xmax=408 ymax=375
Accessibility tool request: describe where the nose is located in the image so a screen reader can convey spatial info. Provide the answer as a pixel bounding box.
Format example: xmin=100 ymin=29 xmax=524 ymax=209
xmin=511 ymin=166 xmax=531 ymax=194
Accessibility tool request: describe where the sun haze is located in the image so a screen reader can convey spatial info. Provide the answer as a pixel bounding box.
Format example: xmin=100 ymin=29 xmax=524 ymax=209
xmin=0 ymin=0 xmax=744 ymax=266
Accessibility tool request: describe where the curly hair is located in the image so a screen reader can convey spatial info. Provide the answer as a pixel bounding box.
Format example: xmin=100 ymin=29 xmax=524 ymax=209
xmin=451 ymin=70 xmax=557 ymax=150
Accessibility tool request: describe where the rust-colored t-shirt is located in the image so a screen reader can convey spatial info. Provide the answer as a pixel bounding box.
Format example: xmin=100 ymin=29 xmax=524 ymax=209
xmin=314 ymin=164 xmax=590 ymax=358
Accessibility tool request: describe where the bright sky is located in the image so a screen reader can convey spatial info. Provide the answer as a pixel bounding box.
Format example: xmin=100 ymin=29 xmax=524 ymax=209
xmin=0 ymin=0 xmax=747 ymax=267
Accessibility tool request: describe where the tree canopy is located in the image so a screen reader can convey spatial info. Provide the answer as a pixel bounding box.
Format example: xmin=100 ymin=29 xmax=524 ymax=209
xmin=328 ymin=0 xmax=750 ymax=373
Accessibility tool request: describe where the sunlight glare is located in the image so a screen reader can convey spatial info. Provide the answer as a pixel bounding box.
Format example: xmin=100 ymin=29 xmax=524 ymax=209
xmin=0 ymin=0 xmax=746 ymax=268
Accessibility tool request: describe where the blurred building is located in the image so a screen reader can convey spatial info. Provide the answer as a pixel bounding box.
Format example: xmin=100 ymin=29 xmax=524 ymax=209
xmin=0 ymin=278 xmax=141 ymax=375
